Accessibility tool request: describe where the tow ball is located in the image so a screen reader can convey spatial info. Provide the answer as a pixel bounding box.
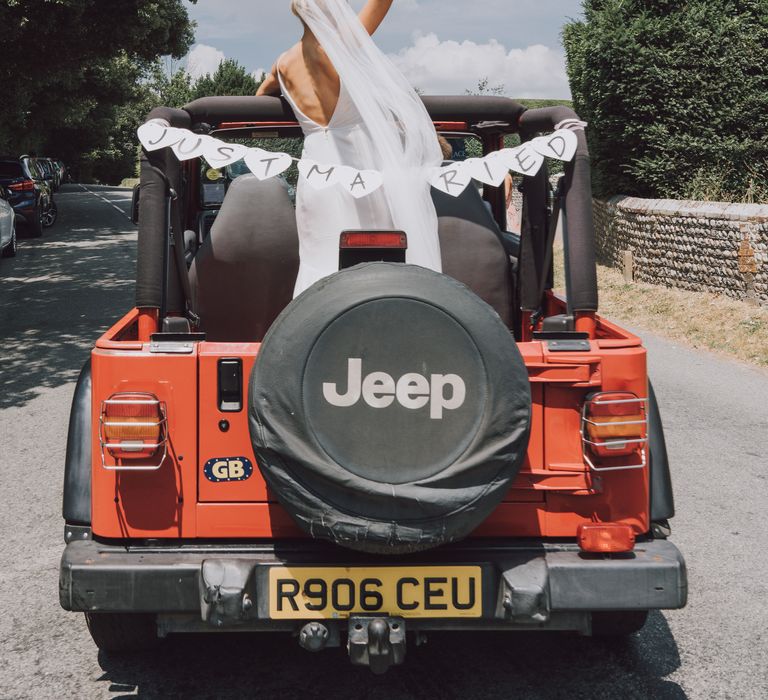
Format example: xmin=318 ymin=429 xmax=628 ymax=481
xmin=348 ymin=617 xmax=406 ymax=674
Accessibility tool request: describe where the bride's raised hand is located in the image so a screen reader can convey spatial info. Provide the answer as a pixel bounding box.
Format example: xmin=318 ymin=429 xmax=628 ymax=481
xmin=358 ymin=0 xmax=394 ymax=36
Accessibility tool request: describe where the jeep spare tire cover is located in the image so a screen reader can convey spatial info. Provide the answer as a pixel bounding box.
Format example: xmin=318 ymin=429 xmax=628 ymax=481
xmin=249 ymin=263 xmax=531 ymax=553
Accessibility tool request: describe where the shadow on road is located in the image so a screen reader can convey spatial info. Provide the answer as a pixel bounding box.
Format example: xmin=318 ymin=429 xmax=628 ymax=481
xmin=0 ymin=185 xmax=136 ymax=409
xmin=96 ymin=612 xmax=685 ymax=699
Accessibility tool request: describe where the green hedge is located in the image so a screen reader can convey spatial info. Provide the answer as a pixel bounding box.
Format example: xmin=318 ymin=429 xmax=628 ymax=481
xmin=563 ymin=1 xmax=768 ymax=202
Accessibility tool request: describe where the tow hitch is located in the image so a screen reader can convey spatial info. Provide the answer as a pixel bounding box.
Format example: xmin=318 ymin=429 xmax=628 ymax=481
xmin=348 ymin=617 xmax=406 ymax=674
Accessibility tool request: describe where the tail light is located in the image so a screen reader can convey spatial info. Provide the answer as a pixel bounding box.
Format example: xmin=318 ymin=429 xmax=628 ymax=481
xmin=581 ymin=392 xmax=647 ymax=471
xmin=8 ymin=179 xmax=35 ymax=192
xmin=340 ymin=231 xmax=407 ymax=249
xmin=577 ymin=522 xmax=635 ymax=553
xmin=100 ymin=393 xmax=167 ymax=470
xmin=339 ymin=230 xmax=408 ymax=269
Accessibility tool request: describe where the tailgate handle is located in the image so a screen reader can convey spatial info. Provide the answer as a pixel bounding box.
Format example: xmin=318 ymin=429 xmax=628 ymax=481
xmin=218 ymin=359 xmax=243 ymax=412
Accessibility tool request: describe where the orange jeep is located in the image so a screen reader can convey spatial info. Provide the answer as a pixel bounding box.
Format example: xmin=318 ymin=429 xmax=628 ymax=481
xmin=59 ymin=96 xmax=686 ymax=673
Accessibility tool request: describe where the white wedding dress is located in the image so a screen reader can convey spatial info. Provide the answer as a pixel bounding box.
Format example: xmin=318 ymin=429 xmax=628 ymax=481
xmin=278 ymin=68 xmax=395 ymax=297
xmin=281 ymin=0 xmax=444 ymax=298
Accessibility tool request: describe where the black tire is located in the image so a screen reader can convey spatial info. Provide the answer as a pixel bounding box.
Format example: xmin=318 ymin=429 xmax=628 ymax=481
xmin=1 ymin=224 xmax=16 ymax=257
xmin=28 ymin=206 xmax=43 ymax=237
xmin=249 ymin=263 xmax=532 ymax=554
xmin=592 ymin=610 xmax=649 ymax=637
xmin=85 ymin=612 xmax=160 ymax=653
xmin=42 ymin=199 xmax=57 ymax=228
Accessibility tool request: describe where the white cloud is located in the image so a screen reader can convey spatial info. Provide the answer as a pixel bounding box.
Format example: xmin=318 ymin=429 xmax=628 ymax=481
xmin=389 ymin=33 xmax=571 ymax=100
xmin=186 ymin=43 xmax=226 ymax=80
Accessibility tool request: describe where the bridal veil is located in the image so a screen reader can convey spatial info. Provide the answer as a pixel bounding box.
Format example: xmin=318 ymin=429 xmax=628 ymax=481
xmin=292 ymin=0 xmax=443 ymax=272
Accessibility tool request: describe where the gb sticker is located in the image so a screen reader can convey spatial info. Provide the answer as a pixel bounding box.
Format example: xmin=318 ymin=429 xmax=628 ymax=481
xmin=204 ymin=457 xmax=254 ymax=483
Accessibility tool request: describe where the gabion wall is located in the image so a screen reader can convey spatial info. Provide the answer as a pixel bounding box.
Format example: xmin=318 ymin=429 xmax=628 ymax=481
xmin=592 ymin=197 xmax=768 ymax=305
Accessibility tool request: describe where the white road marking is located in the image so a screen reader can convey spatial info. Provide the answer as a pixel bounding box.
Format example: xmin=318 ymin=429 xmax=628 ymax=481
xmin=78 ymin=184 xmax=133 ymax=221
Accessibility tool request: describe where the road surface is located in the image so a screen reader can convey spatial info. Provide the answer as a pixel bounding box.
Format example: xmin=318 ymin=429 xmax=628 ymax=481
xmin=0 ymin=185 xmax=766 ymax=698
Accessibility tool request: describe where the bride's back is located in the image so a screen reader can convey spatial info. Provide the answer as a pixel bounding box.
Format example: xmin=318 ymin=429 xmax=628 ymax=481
xmin=278 ymin=40 xmax=341 ymax=128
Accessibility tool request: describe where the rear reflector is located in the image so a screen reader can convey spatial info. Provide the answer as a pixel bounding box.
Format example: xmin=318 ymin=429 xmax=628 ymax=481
xmin=340 ymin=231 xmax=407 ymax=249
xmin=577 ymin=522 xmax=635 ymax=553
xmin=100 ymin=393 xmax=167 ymax=470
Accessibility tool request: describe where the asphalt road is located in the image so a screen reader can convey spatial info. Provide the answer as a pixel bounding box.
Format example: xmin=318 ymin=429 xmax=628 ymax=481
xmin=0 ymin=185 xmax=766 ymax=699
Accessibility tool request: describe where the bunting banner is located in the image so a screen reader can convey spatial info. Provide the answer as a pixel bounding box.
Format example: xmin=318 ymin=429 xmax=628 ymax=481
xmin=137 ymin=119 xmax=580 ymax=199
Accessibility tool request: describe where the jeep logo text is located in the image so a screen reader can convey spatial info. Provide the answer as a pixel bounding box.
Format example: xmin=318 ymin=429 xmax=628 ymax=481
xmin=322 ymin=358 xmax=466 ymax=419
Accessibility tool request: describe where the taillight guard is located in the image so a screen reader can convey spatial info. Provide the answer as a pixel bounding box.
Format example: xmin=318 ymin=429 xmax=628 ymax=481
xmin=99 ymin=393 xmax=168 ymax=471
xmin=580 ymin=393 xmax=648 ymax=472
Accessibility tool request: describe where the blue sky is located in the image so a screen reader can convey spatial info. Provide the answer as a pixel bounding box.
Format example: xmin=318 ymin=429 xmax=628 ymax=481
xmin=183 ymin=0 xmax=584 ymax=99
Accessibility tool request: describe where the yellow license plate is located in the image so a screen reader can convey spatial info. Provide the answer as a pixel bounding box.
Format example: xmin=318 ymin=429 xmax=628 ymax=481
xmin=268 ymin=566 xmax=482 ymax=619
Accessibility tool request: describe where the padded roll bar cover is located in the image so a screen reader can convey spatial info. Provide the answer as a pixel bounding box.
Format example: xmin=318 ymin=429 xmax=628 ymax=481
xmin=182 ymin=95 xmax=527 ymax=128
xmin=519 ymin=107 xmax=598 ymax=313
xmin=135 ymin=108 xmax=191 ymax=310
xmin=63 ymin=360 xmax=92 ymax=525
xmin=518 ymin=164 xmax=551 ymax=313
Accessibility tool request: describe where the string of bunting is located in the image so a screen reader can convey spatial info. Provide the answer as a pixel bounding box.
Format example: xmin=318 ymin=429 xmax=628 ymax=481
xmin=137 ymin=118 xmax=583 ymax=199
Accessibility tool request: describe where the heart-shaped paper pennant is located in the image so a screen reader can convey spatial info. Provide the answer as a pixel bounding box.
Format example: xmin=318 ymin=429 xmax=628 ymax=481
xmin=203 ymin=140 xmax=249 ymax=168
xmin=298 ymin=159 xmax=340 ymax=190
xmin=243 ymin=148 xmax=293 ymax=181
xmin=337 ymin=166 xmax=384 ymax=199
xmin=429 ymin=162 xmax=472 ymax=197
xmin=137 ymin=121 xmax=184 ymax=152
xmin=497 ymin=145 xmax=545 ymax=177
xmin=530 ymin=129 xmax=578 ymax=162
xmin=171 ymin=134 xmax=215 ymax=162
xmin=466 ymin=155 xmax=509 ymax=187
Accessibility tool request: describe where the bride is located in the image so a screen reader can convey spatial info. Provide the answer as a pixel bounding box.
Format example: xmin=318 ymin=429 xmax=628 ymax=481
xmin=257 ymin=0 xmax=443 ymax=297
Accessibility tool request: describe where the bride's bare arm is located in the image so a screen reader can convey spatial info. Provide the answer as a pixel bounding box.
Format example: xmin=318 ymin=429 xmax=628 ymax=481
xmin=256 ymin=64 xmax=281 ymax=96
xmin=358 ymin=0 xmax=394 ymax=35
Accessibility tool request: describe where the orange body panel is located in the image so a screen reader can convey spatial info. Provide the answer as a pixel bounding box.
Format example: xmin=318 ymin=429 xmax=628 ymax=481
xmin=90 ymin=309 xmax=649 ymax=541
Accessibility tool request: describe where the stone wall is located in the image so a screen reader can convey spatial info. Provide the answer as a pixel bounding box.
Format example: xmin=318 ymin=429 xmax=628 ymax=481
xmin=592 ymin=197 xmax=768 ymax=305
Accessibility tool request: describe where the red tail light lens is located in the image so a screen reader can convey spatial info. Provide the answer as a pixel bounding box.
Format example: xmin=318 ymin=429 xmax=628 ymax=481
xmin=8 ymin=179 xmax=35 ymax=192
xmin=577 ymin=522 xmax=635 ymax=553
xmin=581 ymin=392 xmax=647 ymax=470
xmin=100 ymin=393 xmax=167 ymax=469
xmin=340 ymin=231 xmax=407 ymax=249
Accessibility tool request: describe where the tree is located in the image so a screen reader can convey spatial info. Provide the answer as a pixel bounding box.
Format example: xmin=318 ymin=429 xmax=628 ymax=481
xmin=466 ymin=77 xmax=505 ymax=96
xmin=0 ymin=0 xmax=196 ymax=181
xmin=192 ymin=60 xmax=260 ymax=99
xmin=563 ymin=0 xmax=768 ymax=201
xmin=151 ymin=61 xmax=195 ymax=109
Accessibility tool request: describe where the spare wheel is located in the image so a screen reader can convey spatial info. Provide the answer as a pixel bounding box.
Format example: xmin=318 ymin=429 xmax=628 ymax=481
xmin=248 ymin=263 xmax=531 ymax=553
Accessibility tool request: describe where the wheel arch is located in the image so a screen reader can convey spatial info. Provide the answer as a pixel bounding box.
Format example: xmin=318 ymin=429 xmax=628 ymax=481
xmin=648 ymin=379 xmax=675 ymax=522
xmin=63 ymin=359 xmax=92 ymax=526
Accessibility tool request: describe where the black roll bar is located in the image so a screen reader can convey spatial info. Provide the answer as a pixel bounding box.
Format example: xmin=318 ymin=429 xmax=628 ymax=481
xmin=519 ymin=107 xmax=598 ymax=315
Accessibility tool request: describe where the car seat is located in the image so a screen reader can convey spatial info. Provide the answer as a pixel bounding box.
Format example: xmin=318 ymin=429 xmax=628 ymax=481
xmin=189 ymin=174 xmax=300 ymax=342
xmin=190 ymin=175 xmax=515 ymax=342
xmin=432 ymin=186 xmax=514 ymax=327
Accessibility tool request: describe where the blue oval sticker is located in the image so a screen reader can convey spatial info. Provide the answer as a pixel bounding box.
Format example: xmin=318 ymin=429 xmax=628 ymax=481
xmin=204 ymin=456 xmax=254 ymax=483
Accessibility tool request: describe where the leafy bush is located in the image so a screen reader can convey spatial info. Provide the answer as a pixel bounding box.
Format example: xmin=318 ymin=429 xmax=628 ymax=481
xmin=563 ymin=0 xmax=768 ymax=201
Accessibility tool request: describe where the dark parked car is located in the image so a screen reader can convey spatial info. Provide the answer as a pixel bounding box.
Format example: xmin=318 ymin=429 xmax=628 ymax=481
xmin=37 ymin=157 xmax=61 ymax=191
xmin=0 ymin=156 xmax=47 ymax=236
xmin=0 ymin=184 xmax=16 ymax=257
xmin=21 ymin=157 xmax=57 ymax=228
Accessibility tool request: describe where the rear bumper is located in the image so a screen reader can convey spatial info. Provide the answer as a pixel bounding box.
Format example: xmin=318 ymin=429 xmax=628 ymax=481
xmin=59 ymin=537 xmax=686 ymax=631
